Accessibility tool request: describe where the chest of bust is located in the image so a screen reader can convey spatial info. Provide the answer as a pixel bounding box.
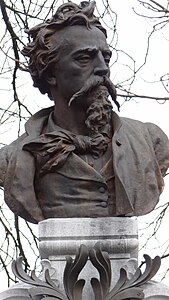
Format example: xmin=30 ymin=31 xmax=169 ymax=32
xmin=34 ymin=150 xmax=116 ymax=219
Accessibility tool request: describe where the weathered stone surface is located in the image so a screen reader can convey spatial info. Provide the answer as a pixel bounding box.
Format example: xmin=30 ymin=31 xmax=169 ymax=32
xmin=1 ymin=217 xmax=169 ymax=299
xmin=39 ymin=217 xmax=138 ymax=256
xmin=143 ymin=281 xmax=169 ymax=299
xmin=0 ymin=283 xmax=31 ymax=300
xmin=39 ymin=217 xmax=139 ymax=298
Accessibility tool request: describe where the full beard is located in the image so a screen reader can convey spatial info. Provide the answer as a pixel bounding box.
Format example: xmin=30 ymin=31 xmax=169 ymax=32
xmin=85 ymin=86 xmax=112 ymax=134
xmin=68 ymin=75 xmax=119 ymax=134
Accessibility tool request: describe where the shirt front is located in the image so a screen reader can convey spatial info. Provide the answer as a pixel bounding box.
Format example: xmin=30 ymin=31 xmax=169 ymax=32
xmin=34 ymin=112 xmax=116 ymax=218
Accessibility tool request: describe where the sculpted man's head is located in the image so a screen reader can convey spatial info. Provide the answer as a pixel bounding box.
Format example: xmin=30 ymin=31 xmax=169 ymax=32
xmin=22 ymin=1 xmax=119 ymax=133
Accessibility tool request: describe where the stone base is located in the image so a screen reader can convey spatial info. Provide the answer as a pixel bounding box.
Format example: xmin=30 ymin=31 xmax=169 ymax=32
xmin=143 ymin=281 xmax=169 ymax=299
xmin=0 ymin=217 xmax=169 ymax=299
xmin=38 ymin=217 xmax=138 ymax=299
xmin=1 ymin=274 xmax=169 ymax=300
xmin=0 ymin=283 xmax=31 ymax=300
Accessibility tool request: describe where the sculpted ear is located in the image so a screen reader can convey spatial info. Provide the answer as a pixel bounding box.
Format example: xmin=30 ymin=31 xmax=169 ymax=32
xmin=46 ymin=75 xmax=57 ymax=86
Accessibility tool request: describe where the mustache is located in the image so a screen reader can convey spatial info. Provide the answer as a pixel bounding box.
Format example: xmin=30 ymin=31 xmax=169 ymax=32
xmin=104 ymin=76 xmax=120 ymax=111
xmin=68 ymin=75 xmax=120 ymax=111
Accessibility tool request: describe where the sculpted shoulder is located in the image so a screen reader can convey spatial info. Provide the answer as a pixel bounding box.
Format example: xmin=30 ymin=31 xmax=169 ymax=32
xmin=120 ymin=116 xmax=169 ymax=139
xmin=120 ymin=116 xmax=169 ymax=177
xmin=0 ymin=132 xmax=27 ymax=186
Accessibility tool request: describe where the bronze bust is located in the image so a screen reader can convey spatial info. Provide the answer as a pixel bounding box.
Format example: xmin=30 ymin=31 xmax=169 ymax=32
xmin=0 ymin=1 xmax=169 ymax=223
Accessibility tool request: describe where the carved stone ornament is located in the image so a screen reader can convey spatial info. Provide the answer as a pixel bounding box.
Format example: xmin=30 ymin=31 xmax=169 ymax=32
xmin=11 ymin=243 xmax=161 ymax=300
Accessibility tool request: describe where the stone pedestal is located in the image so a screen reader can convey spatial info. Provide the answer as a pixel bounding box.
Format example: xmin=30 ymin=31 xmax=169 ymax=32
xmin=39 ymin=217 xmax=138 ymax=299
xmin=1 ymin=216 xmax=169 ymax=299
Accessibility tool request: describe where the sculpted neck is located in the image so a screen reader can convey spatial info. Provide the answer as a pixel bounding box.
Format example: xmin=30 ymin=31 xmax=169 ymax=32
xmin=52 ymin=98 xmax=88 ymax=136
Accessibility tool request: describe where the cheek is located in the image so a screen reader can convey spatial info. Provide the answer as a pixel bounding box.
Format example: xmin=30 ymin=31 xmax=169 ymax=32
xmin=64 ymin=65 xmax=85 ymax=79
xmin=62 ymin=60 xmax=93 ymax=80
xmin=56 ymin=61 xmax=94 ymax=93
xmin=62 ymin=70 xmax=88 ymax=89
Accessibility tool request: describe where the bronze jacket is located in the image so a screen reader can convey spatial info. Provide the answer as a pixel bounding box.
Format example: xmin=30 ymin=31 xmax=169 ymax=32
xmin=0 ymin=106 xmax=169 ymax=223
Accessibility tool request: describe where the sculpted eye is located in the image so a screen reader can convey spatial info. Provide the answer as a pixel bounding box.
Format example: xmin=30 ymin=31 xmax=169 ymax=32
xmin=76 ymin=55 xmax=91 ymax=63
xmin=103 ymin=50 xmax=112 ymax=66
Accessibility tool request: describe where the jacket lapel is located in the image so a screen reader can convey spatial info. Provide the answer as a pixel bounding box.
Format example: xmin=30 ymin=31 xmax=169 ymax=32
xmin=111 ymin=112 xmax=134 ymax=215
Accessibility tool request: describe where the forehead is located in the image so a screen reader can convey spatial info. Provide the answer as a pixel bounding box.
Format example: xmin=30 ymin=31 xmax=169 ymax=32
xmin=51 ymin=25 xmax=110 ymax=54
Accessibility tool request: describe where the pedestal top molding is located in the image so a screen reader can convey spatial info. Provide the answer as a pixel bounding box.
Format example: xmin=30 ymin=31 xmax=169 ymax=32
xmin=39 ymin=217 xmax=138 ymax=238
xmin=38 ymin=217 xmax=139 ymax=258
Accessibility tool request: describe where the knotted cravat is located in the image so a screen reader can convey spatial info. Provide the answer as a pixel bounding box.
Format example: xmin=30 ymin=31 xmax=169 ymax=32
xmin=23 ymin=130 xmax=109 ymax=175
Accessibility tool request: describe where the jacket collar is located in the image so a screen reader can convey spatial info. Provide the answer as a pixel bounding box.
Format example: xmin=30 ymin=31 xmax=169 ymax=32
xmin=25 ymin=106 xmax=122 ymax=137
xmin=25 ymin=106 xmax=54 ymax=137
xmin=112 ymin=110 xmax=122 ymax=133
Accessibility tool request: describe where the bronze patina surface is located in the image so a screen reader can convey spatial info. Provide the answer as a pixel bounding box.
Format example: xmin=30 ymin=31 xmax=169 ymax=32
xmin=0 ymin=1 xmax=169 ymax=223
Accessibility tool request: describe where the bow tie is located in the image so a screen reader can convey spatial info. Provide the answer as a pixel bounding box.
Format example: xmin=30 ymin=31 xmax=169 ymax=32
xmin=23 ymin=130 xmax=110 ymax=175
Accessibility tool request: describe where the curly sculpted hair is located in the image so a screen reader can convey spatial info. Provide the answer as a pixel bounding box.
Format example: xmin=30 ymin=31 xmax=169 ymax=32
xmin=22 ymin=1 xmax=107 ymax=100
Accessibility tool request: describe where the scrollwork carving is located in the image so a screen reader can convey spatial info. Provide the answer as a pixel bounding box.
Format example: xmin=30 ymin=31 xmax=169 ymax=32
xmin=11 ymin=244 xmax=161 ymax=300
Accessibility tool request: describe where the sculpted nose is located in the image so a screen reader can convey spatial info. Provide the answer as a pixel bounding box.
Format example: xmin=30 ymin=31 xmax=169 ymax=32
xmin=94 ymin=66 xmax=109 ymax=76
xmin=94 ymin=53 xmax=109 ymax=76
